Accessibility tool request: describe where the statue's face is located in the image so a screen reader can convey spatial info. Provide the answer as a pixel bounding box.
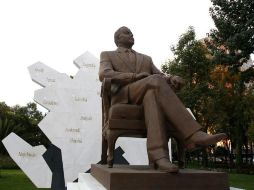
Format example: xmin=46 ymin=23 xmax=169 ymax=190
xmin=117 ymin=27 xmax=134 ymax=47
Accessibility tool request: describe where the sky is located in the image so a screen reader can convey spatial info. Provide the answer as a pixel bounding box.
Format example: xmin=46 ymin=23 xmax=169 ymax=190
xmin=0 ymin=0 xmax=216 ymax=110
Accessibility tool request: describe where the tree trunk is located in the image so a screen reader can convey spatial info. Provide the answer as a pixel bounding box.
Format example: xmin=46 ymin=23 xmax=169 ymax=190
xmin=229 ymin=136 xmax=234 ymax=168
xmin=251 ymin=142 xmax=253 ymax=165
xmin=244 ymin=141 xmax=248 ymax=164
xmin=236 ymin=131 xmax=243 ymax=167
xmin=202 ymin=149 xmax=208 ymax=167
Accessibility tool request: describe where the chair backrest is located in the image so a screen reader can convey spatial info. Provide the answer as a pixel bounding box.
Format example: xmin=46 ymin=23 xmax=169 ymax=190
xmin=101 ymin=78 xmax=146 ymax=133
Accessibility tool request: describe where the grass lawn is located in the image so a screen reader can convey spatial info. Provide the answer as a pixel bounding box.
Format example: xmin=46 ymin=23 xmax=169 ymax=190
xmin=0 ymin=169 xmax=49 ymax=190
xmin=0 ymin=169 xmax=254 ymax=190
xmin=229 ymin=173 xmax=254 ymax=190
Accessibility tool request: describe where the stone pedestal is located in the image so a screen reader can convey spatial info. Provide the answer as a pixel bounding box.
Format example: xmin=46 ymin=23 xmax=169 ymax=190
xmin=91 ymin=164 xmax=230 ymax=190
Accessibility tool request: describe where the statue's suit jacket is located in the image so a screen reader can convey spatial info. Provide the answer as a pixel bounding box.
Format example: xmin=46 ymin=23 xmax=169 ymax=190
xmin=99 ymin=47 xmax=162 ymax=105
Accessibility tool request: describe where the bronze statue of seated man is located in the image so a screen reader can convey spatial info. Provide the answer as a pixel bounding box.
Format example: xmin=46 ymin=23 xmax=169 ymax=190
xmin=99 ymin=26 xmax=227 ymax=173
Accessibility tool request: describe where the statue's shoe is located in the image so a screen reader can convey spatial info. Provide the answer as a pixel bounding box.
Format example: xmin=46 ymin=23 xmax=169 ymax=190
xmin=185 ymin=131 xmax=227 ymax=150
xmin=152 ymin=158 xmax=179 ymax=173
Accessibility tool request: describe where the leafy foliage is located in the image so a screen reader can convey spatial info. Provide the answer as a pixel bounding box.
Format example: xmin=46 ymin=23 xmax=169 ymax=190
xmin=208 ymin=0 xmax=254 ymax=69
xmin=208 ymin=0 xmax=254 ymax=166
xmin=162 ymin=27 xmax=216 ymax=131
xmin=0 ymin=102 xmax=50 ymax=155
xmin=162 ymin=27 xmax=222 ymax=166
xmin=162 ymin=22 xmax=254 ymax=167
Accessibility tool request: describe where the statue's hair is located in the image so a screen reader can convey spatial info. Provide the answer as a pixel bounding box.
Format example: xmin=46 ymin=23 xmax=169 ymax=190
xmin=114 ymin=26 xmax=129 ymax=46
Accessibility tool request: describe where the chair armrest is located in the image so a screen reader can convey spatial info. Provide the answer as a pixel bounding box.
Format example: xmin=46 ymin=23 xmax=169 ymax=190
xmin=101 ymin=78 xmax=112 ymax=135
xmin=101 ymin=78 xmax=112 ymax=98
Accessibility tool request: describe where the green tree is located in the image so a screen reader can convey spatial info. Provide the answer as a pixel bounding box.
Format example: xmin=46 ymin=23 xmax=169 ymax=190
xmin=162 ymin=27 xmax=218 ymax=130
xmin=0 ymin=102 xmax=49 ymax=155
xmin=247 ymin=122 xmax=254 ymax=164
xmin=162 ymin=27 xmax=221 ymax=166
xmin=208 ymin=0 xmax=254 ymax=166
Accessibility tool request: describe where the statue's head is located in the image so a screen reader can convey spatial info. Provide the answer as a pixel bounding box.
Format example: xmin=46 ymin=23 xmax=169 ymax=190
xmin=114 ymin=26 xmax=134 ymax=48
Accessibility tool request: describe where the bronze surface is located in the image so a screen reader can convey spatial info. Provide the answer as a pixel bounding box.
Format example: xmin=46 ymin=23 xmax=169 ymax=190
xmin=91 ymin=164 xmax=230 ymax=190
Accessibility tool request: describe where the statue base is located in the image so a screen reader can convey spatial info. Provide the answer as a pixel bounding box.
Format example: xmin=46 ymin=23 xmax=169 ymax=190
xmin=91 ymin=164 xmax=229 ymax=190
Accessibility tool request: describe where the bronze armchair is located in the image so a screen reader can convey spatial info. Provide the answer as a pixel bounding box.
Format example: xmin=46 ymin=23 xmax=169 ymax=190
xmin=100 ymin=78 xmax=185 ymax=168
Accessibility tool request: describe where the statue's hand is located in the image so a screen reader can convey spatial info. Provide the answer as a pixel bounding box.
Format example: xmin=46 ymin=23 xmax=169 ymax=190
xmin=135 ymin=72 xmax=150 ymax=80
xmin=169 ymin=75 xmax=185 ymax=91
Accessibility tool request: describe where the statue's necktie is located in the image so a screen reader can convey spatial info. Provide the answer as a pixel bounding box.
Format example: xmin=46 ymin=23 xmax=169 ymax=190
xmin=127 ymin=49 xmax=136 ymax=70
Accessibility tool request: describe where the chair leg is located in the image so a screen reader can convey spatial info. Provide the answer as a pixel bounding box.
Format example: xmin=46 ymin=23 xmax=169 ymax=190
xmin=176 ymin=140 xmax=186 ymax=168
xmin=101 ymin=136 xmax=108 ymax=164
xmin=106 ymin=131 xmax=118 ymax=168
